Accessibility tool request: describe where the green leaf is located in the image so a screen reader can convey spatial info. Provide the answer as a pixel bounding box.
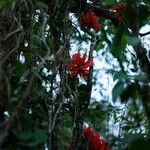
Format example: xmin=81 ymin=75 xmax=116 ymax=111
xmin=126 ymin=135 xmax=150 ymax=150
xmin=13 ymin=129 xmax=47 ymax=147
xmin=23 ymin=50 xmax=32 ymax=64
xmin=68 ymin=76 xmax=79 ymax=91
xmin=37 ymin=1 xmax=48 ymax=11
xmin=108 ymin=70 xmax=147 ymax=82
xmin=13 ymin=130 xmax=33 ymax=141
xmin=112 ymin=81 xmax=124 ymax=102
xmin=122 ymin=125 xmax=131 ymax=131
xmin=33 ymin=129 xmax=48 ymax=144
xmin=102 ymin=0 xmax=116 ymax=5
xmin=77 ymin=84 xmax=88 ymax=104
xmin=133 ymin=74 xmax=147 ymax=81
xmin=128 ymin=36 xmax=140 ymax=46
xmin=120 ymin=83 xmax=137 ymax=102
xmin=111 ymin=27 xmax=129 ymax=58
xmin=35 ymin=88 xmax=46 ymax=97
xmin=13 ymin=62 xmax=27 ymax=77
xmin=33 ymin=70 xmax=43 ymax=82
xmin=138 ymin=5 xmax=150 ymax=27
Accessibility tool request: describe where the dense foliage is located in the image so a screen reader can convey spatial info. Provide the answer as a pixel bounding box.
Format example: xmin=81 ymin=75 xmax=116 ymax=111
xmin=0 ymin=0 xmax=150 ymax=149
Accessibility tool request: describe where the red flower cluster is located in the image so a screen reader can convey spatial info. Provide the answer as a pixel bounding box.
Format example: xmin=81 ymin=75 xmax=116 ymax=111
xmin=68 ymin=52 xmax=93 ymax=77
xmin=83 ymin=126 xmax=110 ymax=150
xmin=110 ymin=3 xmax=127 ymax=23
xmin=79 ymin=9 xmax=101 ymax=30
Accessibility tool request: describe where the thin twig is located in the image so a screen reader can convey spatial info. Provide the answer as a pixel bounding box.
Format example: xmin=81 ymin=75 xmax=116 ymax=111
xmin=42 ymin=13 xmax=51 ymax=52
xmin=87 ymin=35 xmax=96 ymax=104
xmin=51 ymin=94 xmax=64 ymax=132
xmin=4 ymin=75 xmax=35 ymax=131
xmin=0 ymin=33 xmax=22 ymax=67
xmin=3 ymin=26 xmax=23 ymax=41
xmin=3 ymin=13 xmax=23 ymax=41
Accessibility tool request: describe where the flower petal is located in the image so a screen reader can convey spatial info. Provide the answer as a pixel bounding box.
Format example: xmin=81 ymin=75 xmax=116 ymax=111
xmin=71 ymin=53 xmax=83 ymax=65
xmin=81 ymin=52 xmax=87 ymax=64
xmin=79 ymin=9 xmax=101 ymax=30
xmin=83 ymin=58 xmax=93 ymax=69
xmin=83 ymin=126 xmax=93 ymax=137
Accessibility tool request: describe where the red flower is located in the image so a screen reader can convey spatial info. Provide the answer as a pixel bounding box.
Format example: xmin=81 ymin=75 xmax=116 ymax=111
xmin=110 ymin=3 xmax=127 ymax=23
xmin=88 ymin=132 xmax=102 ymax=150
xmin=83 ymin=126 xmax=93 ymax=137
xmin=68 ymin=52 xmax=93 ymax=77
xmin=79 ymin=9 xmax=101 ymax=29
xmin=83 ymin=126 xmax=111 ymax=150
xmin=100 ymin=139 xmax=110 ymax=150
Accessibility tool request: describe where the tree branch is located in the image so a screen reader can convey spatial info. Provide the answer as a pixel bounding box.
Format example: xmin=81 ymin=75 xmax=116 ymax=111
xmin=70 ymin=1 xmax=119 ymax=25
xmin=87 ymin=35 xmax=96 ymax=104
